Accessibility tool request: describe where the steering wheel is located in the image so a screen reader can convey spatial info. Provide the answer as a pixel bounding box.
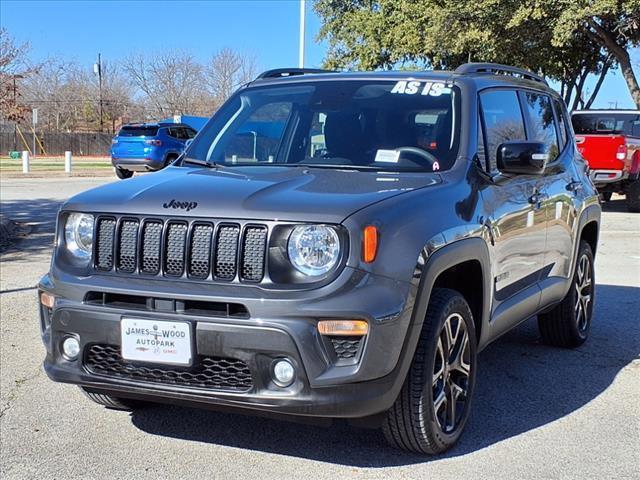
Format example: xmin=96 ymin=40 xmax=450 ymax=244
xmin=394 ymin=147 xmax=440 ymax=171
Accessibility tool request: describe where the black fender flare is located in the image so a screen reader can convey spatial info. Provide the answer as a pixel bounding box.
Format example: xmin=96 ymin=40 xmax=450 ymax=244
xmin=384 ymin=236 xmax=492 ymax=405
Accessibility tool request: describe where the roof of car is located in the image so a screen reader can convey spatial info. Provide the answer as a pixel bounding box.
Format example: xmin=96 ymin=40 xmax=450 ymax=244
xmin=121 ymin=122 xmax=194 ymax=128
xmin=248 ymin=63 xmax=556 ymax=96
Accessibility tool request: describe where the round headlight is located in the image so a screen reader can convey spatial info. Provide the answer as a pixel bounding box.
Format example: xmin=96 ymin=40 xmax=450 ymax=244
xmin=65 ymin=213 xmax=94 ymax=259
xmin=288 ymin=225 xmax=340 ymax=276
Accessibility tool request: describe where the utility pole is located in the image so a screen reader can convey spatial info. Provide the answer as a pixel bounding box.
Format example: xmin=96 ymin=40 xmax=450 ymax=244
xmin=94 ymin=53 xmax=104 ymax=132
xmin=299 ymin=0 xmax=306 ymax=68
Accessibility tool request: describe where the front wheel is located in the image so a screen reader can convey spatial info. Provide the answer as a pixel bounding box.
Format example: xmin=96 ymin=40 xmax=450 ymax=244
xmin=538 ymin=240 xmax=595 ymax=348
xmin=81 ymin=387 xmax=146 ymax=411
xmin=382 ymin=288 xmax=477 ymax=454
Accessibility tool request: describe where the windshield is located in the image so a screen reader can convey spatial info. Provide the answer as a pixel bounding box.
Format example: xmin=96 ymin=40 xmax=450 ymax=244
xmin=186 ymin=80 xmax=460 ymax=172
xmin=572 ymin=112 xmax=640 ymax=137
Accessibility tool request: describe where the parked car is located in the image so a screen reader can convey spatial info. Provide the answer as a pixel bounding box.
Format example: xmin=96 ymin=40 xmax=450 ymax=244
xmin=111 ymin=122 xmax=198 ymax=179
xmin=40 ymin=64 xmax=600 ymax=455
xmin=571 ymin=109 xmax=640 ymax=211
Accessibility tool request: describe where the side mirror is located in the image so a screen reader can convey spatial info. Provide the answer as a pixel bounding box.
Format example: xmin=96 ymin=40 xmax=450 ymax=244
xmin=497 ymin=141 xmax=548 ymax=175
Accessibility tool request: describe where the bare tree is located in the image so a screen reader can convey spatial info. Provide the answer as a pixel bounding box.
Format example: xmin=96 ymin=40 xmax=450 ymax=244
xmin=123 ymin=51 xmax=207 ymax=118
xmin=205 ymin=47 xmax=257 ymax=107
xmin=0 ymin=28 xmax=33 ymax=122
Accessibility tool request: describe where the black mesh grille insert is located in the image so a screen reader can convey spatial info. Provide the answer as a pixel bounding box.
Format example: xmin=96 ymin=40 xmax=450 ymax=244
xmin=141 ymin=221 xmax=162 ymax=274
xmin=331 ymin=337 xmax=363 ymax=360
xmin=84 ymin=344 xmax=253 ymax=391
xmin=165 ymin=223 xmax=187 ymax=276
xmin=117 ymin=220 xmax=139 ymax=272
xmin=189 ymin=224 xmax=213 ymax=278
xmin=93 ymin=216 xmax=267 ymax=283
xmin=241 ymin=226 xmax=267 ymax=281
xmin=215 ymin=225 xmax=240 ymax=280
xmin=96 ymin=218 xmax=116 ymax=270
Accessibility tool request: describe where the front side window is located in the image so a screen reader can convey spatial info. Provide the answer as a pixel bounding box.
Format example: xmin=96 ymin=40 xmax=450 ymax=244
xmin=479 ymin=89 xmax=526 ymax=168
xmin=522 ymin=92 xmax=559 ymax=160
xmin=186 ymin=80 xmax=461 ymax=172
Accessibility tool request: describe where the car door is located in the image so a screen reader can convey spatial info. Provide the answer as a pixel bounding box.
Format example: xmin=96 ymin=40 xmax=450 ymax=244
xmin=479 ymin=89 xmax=546 ymax=329
xmin=530 ymin=96 xmax=578 ymax=297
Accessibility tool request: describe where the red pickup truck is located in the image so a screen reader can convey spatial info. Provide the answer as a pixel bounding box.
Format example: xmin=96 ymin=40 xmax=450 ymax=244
xmin=572 ymin=110 xmax=640 ymax=212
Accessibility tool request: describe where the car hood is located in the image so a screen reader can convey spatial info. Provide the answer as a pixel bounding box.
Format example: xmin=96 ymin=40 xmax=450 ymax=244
xmin=63 ymin=165 xmax=441 ymax=223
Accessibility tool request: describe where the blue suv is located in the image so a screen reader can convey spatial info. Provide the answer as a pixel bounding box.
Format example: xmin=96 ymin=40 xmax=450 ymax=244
xmin=111 ymin=123 xmax=198 ymax=179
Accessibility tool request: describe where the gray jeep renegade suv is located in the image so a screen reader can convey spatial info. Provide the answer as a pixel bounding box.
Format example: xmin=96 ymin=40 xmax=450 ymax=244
xmin=39 ymin=63 xmax=601 ymax=454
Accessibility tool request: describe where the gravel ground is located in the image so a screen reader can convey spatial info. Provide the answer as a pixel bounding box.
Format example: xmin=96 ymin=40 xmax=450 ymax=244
xmin=0 ymin=176 xmax=638 ymax=480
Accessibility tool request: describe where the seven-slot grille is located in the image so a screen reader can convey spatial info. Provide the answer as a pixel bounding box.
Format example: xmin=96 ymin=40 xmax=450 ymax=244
xmin=94 ymin=217 xmax=267 ymax=282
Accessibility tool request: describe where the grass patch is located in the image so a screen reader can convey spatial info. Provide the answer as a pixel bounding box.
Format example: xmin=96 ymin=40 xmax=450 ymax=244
xmin=0 ymin=156 xmax=112 ymax=172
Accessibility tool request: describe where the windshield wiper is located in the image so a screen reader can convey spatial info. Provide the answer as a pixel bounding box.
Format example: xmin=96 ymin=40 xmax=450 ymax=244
xmin=182 ymin=157 xmax=217 ymax=168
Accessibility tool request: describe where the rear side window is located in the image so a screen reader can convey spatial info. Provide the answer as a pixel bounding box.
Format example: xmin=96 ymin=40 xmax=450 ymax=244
xmin=552 ymin=99 xmax=568 ymax=149
xmin=521 ymin=92 xmax=559 ymax=160
xmin=118 ymin=126 xmax=159 ymax=137
xmin=479 ymin=90 xmax=526 ymax=168
xmin=572 ymin=113 xmax=640 ymax=137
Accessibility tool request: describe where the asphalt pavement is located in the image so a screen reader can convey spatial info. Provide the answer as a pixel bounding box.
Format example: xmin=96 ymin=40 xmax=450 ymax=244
xmin=1 ymin=175 xmax=638 ymax=479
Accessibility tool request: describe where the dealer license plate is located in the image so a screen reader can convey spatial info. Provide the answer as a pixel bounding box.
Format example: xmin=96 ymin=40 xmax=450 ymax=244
xmin=120 ymin=318 xmax=192 ymax=366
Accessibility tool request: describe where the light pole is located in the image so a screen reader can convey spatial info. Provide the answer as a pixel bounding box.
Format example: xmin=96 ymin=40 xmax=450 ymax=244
xmin=93 ymin=53 xmax=104 ymax=132
xmin=299 ymin=0 xmax=306 ymax=68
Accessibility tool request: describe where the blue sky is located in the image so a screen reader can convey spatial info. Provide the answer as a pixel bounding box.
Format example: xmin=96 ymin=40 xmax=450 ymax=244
xmin=1 ymin=0 xmax=638 ymax=108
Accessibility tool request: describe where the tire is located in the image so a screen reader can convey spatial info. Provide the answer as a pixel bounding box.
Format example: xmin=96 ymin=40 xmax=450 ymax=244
xmin=538 ymin=240 xmax=595 ymax=348
xmin=600 ymin=191 xmax=612 ymax=202
xmin=626 ymin=180 xmax=640 ymax=213
xmin=115 ymin=168 xmax=133 ymax=179
xmin=80 ymin=387 xmax=145 ymax=411
xmin=382 ymin=288 xmax=477 ymax=455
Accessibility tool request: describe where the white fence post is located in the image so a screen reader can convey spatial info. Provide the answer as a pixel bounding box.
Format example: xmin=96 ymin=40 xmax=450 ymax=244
xmin=64 ymin=151 xmax=72 ymax=173
xmin=22 ymin=151 xmax=29 ymax=174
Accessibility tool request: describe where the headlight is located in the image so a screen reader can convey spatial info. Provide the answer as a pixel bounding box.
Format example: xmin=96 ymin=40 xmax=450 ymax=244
xmin=64 ymin=213 xmax=94 ymax=259
xmin=288 ymin=225 xmax=340 ymax=276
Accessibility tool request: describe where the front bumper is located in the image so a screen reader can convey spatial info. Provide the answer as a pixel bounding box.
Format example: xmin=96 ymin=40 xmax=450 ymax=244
xmin=39 ymin=266 xmax=417 ymax=418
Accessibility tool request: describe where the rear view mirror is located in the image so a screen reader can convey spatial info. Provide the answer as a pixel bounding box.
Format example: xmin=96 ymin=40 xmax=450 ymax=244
xmin=497 ymin=141 xmax=548 ymax=175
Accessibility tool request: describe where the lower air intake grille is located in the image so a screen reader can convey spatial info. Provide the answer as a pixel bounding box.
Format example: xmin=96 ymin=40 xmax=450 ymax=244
xmin=331 ymin=337 xmax=363 ymax=360
xmin=84 ymin=344 xmax=253 ymax=392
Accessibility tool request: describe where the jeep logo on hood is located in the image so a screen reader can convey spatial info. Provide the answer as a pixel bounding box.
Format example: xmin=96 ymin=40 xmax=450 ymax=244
xmin=163 ymin=199 xmax=198 ymax=212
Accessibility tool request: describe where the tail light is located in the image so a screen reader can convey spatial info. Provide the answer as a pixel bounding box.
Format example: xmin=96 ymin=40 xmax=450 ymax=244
xmin=145 ymin=139 xmax=162 ymax=147
xmin=616 ymin=144 xmax=627 ymax=161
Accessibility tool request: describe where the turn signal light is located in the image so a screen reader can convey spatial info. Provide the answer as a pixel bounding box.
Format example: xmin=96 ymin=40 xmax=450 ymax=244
xmin=363 ymin=226 xmax=378 ymax=263
xmin=318 ymin=320 xmax=369 ymax=336
xmin=40 ymin=292 xmax=55 ymax=309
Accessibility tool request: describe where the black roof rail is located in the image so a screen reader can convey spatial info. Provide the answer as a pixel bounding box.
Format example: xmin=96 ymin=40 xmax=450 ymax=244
xmin=455 ymin=62 xmax=548 ymax=86
xmin=255 ymin=68 xmax=336 ymax=80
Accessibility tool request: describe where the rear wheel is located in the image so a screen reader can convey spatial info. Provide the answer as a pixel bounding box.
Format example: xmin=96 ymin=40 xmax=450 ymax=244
xmin=382 ymin=288 xmax=477 ymax=455
xmin=80 ymin=387 xmax=146 ymax=411
xmin=115 ymin=167 xmax=133 ymax=179
xmin=626 ymin=180 xmax=640 ymax=213
xmin=538 ymin=240 xmax=595 ymax=348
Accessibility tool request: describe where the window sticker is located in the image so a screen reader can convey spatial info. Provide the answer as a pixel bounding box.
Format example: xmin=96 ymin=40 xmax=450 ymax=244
xmin=390 ymin=81 xmax=452 ymax=96
xmin=375 ymin=149 xmax=401 ymax=163
xmin=432 ymin=161 xmax=440 ymax=171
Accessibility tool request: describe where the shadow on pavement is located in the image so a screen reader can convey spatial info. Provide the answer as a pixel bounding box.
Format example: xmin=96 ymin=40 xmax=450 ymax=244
xmin=600 ymin=197 xmax=632 ymax=213
xmin=0 ymin=198 xmax=62 ymax=258
xmin=130 ymin=283 xmax=639 ymax=467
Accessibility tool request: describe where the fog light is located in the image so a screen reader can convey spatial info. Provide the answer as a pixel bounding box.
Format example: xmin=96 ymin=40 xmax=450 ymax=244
xmin=62 ymin=337 xmax=80 ymax=360
xmin=273 ymin=359 xmax=295 ymax=386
